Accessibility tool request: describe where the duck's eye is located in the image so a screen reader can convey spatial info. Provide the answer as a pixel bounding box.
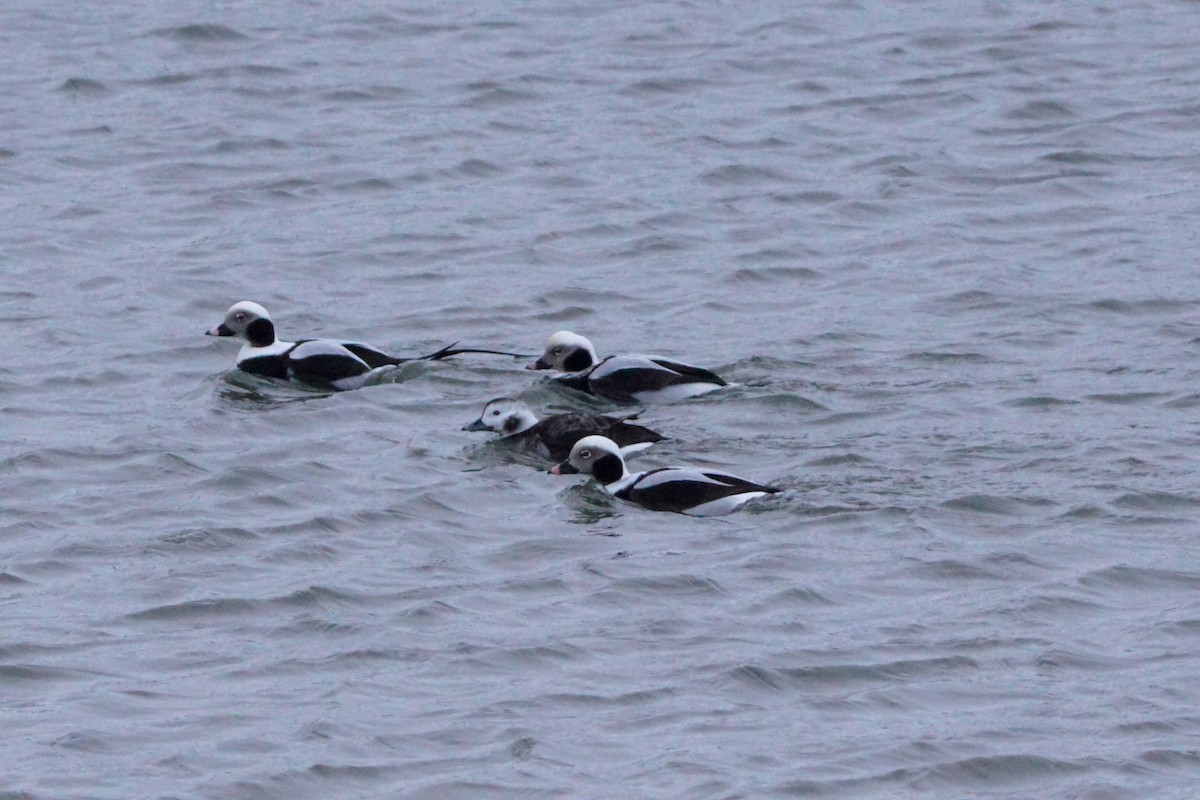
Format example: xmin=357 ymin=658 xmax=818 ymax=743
xmin=579 ymin=449 xmax=591 ymax=459
xmin=552 ymin=347 xmax=563 ymax=355
xmin=490 ymin=409 xmax=500 ymax=416
xmin=235 ymin=313 xmax=246 ymax=322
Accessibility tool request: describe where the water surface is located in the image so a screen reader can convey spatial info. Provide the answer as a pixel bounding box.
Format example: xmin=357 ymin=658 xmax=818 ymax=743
xmin=3 ymin=1 xmax=1200 ymax=797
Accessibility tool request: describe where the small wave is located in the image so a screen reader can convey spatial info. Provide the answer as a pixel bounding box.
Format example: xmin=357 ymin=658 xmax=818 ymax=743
xmin=210 ymin=137 xmax=289 ymax=154
xmin=1137 ymin=749 xmax=1200 ymax=769
xmin=204 ymin=464 xmax=290 ymax=492
xmin=611 ymin=234 xmax=698 ymax=257
xmin=1079 ymin=564 xmax=1200 ymax=590
xmin=282 ymin=585 xmax=377 ymax=609
xmin=529 ymin=287 xmax=636 ymax=307
xmin=260 ymin=541 xmax=342 ymax=564
xmin=1086 ymin=391 xmax=1170 ymax=405
xmin=146 ymin=526 xmax=259 ymax=554
xmin=918 ymin=753 xmax=1086 ymax=788
xmin=941 ymin=494 xmax=1053 ymax=515
xmin=453 ymin=158 xmax=504 ymax=178
xmin=51 ymin=731 xmax=115 ymax=753
xmin=268 ymin=618 xmax=359 ymax=637
xmin=396 ymin=600 xmax=464 ymax=624
xmin=1005 ymin=99 xmax=1076 ymax=121
xmin=1111 ymin=491 xmax=1200 ymax=511
xmin=126 ymin=597 xmax=261 ymax=621
xmin=905 ymin=350 xmax=991 ymax=363
xmin=747 ymin=393 xmax=827 ymax=411
xmin=1056 ymin=504 xmax=1108 ymax=519
xmin=701 ymin=164 xmax=792 ymax=186
xmin=1086 ymin=297 xmax=1193 ymax=315
xmin=747 ymin=586 xmax=835 ymax=611
xmin=730 ymin=655 xmax=978 ymax=692
xmin=1021 ymin=594 xmax=1103 ymax=619
xmin=461 ymin=86 xmax=540 ymax=109
xmin=729 ymin=264 xmax=822 ymax=281
xmin=153 ymin=23 xmax=247 ymax=42
xmin=906 ymin=558 xmax=1002 ymax=581
xmin=602 ymin=574 xmax=728 ymax=598
xmin=305 ymin=762 xmax=392 ymax=782
xmin=806 ymin=452 xmax=871 ymax=467
xmin=810 ymin=410 xmax=890 ymax=426
xmin=322 ymin=86 xmax=407 ymax=102
xmin=621 ymin=77 xmax=713 ymax=95
xmin=937 ymin=289 xmax=1009 ymax=309
xmin=0 ymin=664 xmax=99 ymax=682
xmin=137 ymin=71 xmax=195 ymax=86
xmin=1162 ymin=393 xmax=1200 ymax=409
xmin=335 ymin=177 xmax=397 ymax=193
xmin=57 ymin=77 xmax=107 ymax=94
xmin=1004 ymin=395 xmax=1078 ymax=408
xmin=770 ymin=189 xmax=843 ymax=205
xmin=1041 ymin=149 xmax=1113 ymax=164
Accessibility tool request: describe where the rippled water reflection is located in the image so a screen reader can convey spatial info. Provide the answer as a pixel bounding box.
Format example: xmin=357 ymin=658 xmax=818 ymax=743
xmin=3 ymin=1 xmax=1200 ymax=798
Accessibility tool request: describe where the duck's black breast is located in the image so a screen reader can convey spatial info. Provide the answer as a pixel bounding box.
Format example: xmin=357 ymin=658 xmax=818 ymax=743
xmin=237 ymin=350 xmax=294 ymax=381
xmin=550 ymin=371 xmax=593 ymax=396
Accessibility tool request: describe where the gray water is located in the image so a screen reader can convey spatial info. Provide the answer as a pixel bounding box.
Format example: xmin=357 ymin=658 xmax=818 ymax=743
xmin=3 ymin=1 xmax=1200 ymax=797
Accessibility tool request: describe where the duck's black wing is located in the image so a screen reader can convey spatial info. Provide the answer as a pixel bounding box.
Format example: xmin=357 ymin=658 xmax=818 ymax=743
xmin=619 ymin=468 xmax=777 ymax=514
xmin=580 ymin=356 xmax=724 ymax=403
xmin=530 ymin=413 xmax=665 ymax=461
xmin=286 ymin=340 xmax=372 ymax=388
xmin=594 ymin=417 xmax=665 ymax=450
xmin=648 ymin=358 xmax=727 ymax=386
xmin=340 ymin=341 xmax=404 ymax=369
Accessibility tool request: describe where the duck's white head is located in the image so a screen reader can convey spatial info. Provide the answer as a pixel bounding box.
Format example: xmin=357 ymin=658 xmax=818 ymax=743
xmin=526 ymin=330 xmax=598 ymax=373
xmin=207 ymin=301 xmax=275 ymax=347
xmin=549 ymin=435 xmax=627 ymax=484
xmin=462 ymin=397 xmax=539 ymax=435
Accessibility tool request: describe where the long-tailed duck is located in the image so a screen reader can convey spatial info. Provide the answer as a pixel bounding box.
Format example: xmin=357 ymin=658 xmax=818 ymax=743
xmin=526 ymin=330 xmax=727 ymax=404
xmin=549 ymin=435 xmax=780 ymax=516
xmin=462 ymin=397 xmax=664 ymax=461
xmin=206 ymin=301 xmax=515 ymax=391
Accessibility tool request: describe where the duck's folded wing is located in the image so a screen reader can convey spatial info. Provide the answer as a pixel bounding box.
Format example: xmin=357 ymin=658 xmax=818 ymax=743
xmin=620 ymin=468 xmax=748 ymax=513
xmin=648 ymin=358 xmax=727 ymax=386
xmin=596 ymin=416 xmax=665 ymax=447
xmin=287 ymin=340 xmax=371 ymax=387
xmin=531 ymin=415 xmax=605 ymax=455
xmin=591 ymin=356 xmax=694 ymax=390
xmin=700 ymin=471 xmax=780 ymax=494
xmin=339 ymin=341 xmax=403 ymax=368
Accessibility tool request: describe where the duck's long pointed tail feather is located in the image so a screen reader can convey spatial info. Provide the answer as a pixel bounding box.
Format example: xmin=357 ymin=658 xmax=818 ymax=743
xmin=416 ymin=342 xmax=531 ymax=361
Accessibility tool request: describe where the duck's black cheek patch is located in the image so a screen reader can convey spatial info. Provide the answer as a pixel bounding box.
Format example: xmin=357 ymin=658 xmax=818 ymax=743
xmin=592 ymin=453 xmax=624 ymax=484
xmin=563 ymin=349 xmax=592 ymax=372
xmin=503 ymin=415 xmax=522 ymax=433
xmin=246 ymin=318 xmax=276 ymax=347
